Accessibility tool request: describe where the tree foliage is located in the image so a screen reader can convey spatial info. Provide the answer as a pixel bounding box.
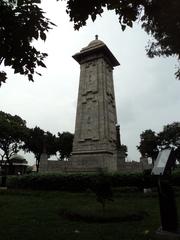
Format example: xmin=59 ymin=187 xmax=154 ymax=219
xmin=64 ymin=0 xmax=180 ymax=79
xmin=159 ymin=122 xmax=180 ymax=162
xmin=23 ymin=127 xmax=57 ymax=172
xmin=137 ymin=129 xmax=159 ymax=161
xmin=0 ymin=110 xmax=74 ymax=171
xmin=120 ymin=144 xmax=128 ymax=157
xmin=56 ymin=132 xmax=74 ymax=160
xmin=93 ymin=172 xmax=113 ymax=213
xmin=0 ymin=0 xmax=55 ymax=86
xmin=1 ymin=0 xmax=179 ymax=86
xmin=159 ymin=122 xmax=180 ymax=148
xmin=137 ymin=122 xmax=180 ymax=164
xmin=0 ymin=111 xmax=27 ymax=162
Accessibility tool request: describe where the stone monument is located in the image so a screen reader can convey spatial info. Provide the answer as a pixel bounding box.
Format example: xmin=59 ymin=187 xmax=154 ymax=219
xmin=39 ymin=36 xmax=152 ymax=173
xmin=71 ymin=36 xmax=120 ymax=172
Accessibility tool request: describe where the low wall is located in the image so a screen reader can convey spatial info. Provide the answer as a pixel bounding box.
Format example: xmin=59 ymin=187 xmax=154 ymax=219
xmin=44 ymin=160 xmax=101 ymax=173
xmin=117 ymin=162 xmax=152 ymax=173
xmin=39 ymin=155 xmax=152 ymax=174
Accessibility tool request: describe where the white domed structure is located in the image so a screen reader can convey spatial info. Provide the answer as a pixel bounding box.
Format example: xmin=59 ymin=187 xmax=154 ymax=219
xmin=10 ymin=154 xmax=26 ymax=161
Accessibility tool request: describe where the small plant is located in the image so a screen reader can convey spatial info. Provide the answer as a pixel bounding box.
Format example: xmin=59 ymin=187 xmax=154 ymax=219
xmin=92 ymin=170 xmax=113 ymax=213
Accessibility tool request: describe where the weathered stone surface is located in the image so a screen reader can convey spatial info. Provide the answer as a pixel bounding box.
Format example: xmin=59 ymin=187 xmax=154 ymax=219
xmin=71 ymin=37 xmax=120 ymax=172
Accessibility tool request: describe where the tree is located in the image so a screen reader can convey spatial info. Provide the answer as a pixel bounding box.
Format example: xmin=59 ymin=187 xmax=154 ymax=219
xmin=56 ymin=132 xmax=74 ymax=160
xmin=92 ymin=170 xmax=113 ymax=214
xmin=23 ymin=127 xmax=57 ymax=172
xmin=120 ymin=144 xmax=128 ymax=157
xmin=1 ymin=1 xmax=179 ymax=86
xmin=158 ymin=122 xmax=180 ymax=163
xmin=137 ymin=129 xmax=159 ymax=165
xmin=64 ymin=0 xmax=180 ymax=79
xmin=0 ymin=0 xmax=55 ymax=86
xmin=159 ymin=122 xmax=180 ymax=148
xmin=137 ymin=123 xmax=180 ymax=164
xmin=0 ymin=111 xmax=28 ymax=163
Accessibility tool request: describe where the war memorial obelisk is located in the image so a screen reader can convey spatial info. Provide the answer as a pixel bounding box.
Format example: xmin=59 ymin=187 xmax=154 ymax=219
xmin=71 ymin=36 xmax=120 ymax=172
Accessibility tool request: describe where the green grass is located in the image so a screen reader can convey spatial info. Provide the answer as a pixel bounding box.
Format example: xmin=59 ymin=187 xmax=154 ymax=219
xmin=0 ymin=189 xmax=179 ymax=240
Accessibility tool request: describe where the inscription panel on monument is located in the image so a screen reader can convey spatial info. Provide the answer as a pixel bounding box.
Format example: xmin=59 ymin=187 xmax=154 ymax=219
xmin=106 ymin=65 xmax=113 ymax=97
xmin=107 ymin=102 xmax=116 ymax=142
xmin=82 ymin=61 xmax=98 ymax=95
xmin=79 ymin=100 xmax=99 ymax=141
xmin=105 ymin=65 xmax=117 ymax=143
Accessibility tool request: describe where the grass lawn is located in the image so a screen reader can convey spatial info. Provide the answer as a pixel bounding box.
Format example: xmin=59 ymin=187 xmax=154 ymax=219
xmin=0 ymin=189 xmax=179 ymax=240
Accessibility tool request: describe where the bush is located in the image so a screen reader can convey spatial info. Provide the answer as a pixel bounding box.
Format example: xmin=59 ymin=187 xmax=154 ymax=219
xmin=7 ymin=172 xmax=180 ymax=192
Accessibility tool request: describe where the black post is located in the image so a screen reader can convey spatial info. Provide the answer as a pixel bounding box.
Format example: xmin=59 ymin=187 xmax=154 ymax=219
xmin=157 ymin=176 xmax=178 ymax=232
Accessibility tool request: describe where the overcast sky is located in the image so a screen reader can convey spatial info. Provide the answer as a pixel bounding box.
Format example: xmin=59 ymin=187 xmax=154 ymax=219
xmin=0 ymin=1 xmax=180 ymax=165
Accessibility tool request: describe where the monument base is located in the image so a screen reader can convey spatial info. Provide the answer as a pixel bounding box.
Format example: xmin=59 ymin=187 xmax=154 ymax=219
xmin=71 ymin=150 xmax=117 ymax=172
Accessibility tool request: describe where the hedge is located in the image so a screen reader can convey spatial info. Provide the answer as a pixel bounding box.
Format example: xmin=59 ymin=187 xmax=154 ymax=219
xmin=5 ymin=172 xmax=162 ymax=191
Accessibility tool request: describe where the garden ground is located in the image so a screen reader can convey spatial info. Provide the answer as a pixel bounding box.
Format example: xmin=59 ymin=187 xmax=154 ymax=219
xmin=0 ymin=189 xmax=179 ymax=240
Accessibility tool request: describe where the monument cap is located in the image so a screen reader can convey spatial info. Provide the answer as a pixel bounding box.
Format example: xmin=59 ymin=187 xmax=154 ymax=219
xmin=73 ymin=36 xmax=120 ymax=67
xmin=87 ymin=35 xmax=105 ymax=49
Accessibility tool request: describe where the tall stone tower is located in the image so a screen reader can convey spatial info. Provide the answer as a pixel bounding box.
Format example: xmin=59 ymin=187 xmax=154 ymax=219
xmin=72 ymin=36 xmax=120 ymax=172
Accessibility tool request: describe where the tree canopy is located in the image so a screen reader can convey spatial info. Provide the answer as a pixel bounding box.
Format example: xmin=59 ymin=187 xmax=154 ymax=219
xmin=23 ymin=127 xmax=57 ymax=172
xmin=159 ymin=122 xmax=180 ymax=162
xmin=0 ymin=111 xmax=28 ymax=162
xmin=0 ymin=110 xmax=74 ymax=171
xmin=65 ymin=0 xmax=180 ymax=79
xmin=137 ymin=129 xmax=159 ymax=164
xmin=0 ymin=0 xmax=179 ymax=86
xmin=137 ymin=122 xmax=180 ymax=164
xmin=56 ymin=132 xmax=74 ymax=160
xmin=120 ymin=144 xmax=128 ymax=157
xmin=0 ymin=0 xmax=55 ymax=86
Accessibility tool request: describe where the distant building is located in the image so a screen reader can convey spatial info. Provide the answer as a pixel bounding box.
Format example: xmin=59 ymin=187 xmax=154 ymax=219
xmin=0 ymin=154 xmax=28 ymax=175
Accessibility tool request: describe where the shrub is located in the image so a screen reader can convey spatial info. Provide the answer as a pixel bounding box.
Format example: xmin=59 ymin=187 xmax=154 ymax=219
xmin=7 ymin=172 xmax=180 ymax=192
